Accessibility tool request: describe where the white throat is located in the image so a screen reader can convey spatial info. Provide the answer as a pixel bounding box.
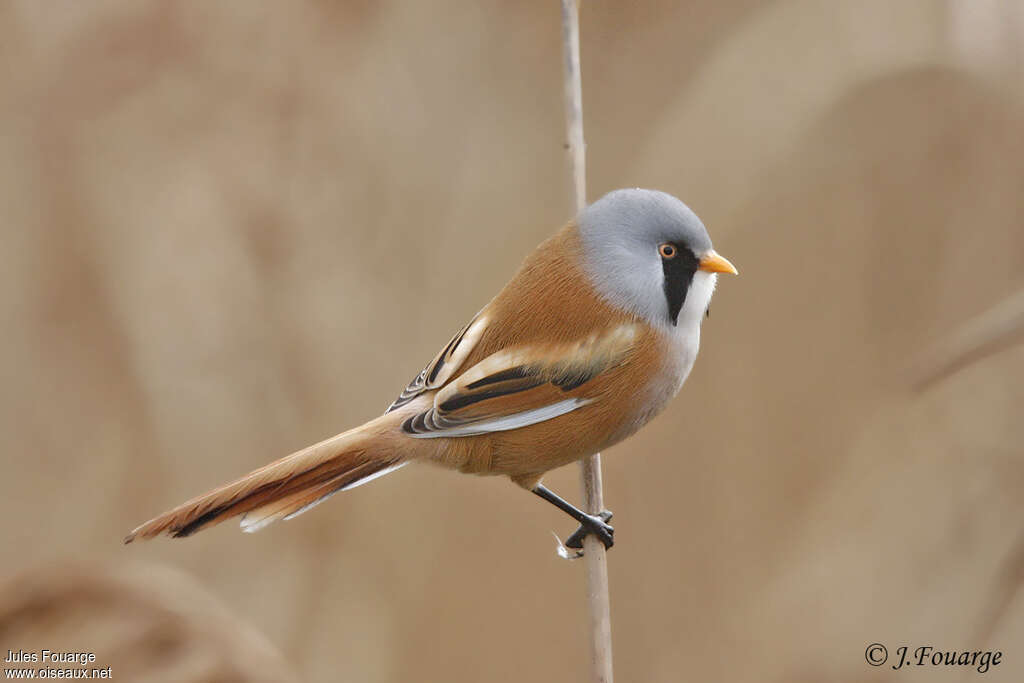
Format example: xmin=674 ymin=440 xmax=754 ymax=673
xmin=676 ymin=270 xmax=717 ymax=333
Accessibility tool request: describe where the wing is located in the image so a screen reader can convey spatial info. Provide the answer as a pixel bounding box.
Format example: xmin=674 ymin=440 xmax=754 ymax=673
xmin=386 ymin=312 xmax=489 ymax=412
xmin=400 ymin=323 xmax=639 ymax=438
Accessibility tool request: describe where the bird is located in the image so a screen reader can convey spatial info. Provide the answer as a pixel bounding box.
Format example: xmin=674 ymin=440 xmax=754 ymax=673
xmin=124 ymin=188 xmax=737 ymax=550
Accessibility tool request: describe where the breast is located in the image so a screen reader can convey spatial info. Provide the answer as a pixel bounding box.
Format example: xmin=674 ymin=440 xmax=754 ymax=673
xmin=551 ymin=320 xmax=700 ymax=460
xmin=610 ymin=322 xmax=700 ymax=446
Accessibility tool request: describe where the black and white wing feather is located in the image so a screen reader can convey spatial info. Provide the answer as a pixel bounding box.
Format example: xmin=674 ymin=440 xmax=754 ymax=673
xmin=401 ymin=324 xmax=638 ymax=438
xmin=386 ymin=313 xmax=488 ymax=412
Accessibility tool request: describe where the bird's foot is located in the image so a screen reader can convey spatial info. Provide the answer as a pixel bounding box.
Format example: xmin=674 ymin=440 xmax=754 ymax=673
xmin=563 ymin=509 xmax=614 ymax=550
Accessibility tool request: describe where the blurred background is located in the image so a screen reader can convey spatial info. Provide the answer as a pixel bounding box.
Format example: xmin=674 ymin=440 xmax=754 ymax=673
xmin=2 ymin=1 xmax=1023 ymax=681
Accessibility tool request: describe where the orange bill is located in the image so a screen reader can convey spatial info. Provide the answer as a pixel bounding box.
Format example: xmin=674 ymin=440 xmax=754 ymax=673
xmin=698 ymin=250 xmax=738 ymax=275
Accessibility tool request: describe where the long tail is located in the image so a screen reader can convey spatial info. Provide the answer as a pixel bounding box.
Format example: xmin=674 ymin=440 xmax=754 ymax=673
xmin=124 ymin=415 xmax=409 ymax=543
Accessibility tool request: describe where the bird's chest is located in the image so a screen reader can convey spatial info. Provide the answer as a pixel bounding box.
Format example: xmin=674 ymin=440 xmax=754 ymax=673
xmin=643 ymin=325 xmax=700 ymax=414
xmin=603 ymin=324 xmax=700 ymax=447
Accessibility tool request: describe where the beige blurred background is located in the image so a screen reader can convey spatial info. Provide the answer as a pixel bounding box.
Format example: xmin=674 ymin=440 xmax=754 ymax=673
xmin=2 ymin=1 xmax=1023 ymax=681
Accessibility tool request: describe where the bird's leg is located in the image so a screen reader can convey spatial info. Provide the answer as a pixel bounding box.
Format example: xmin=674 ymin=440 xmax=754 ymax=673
xmin=532 ymin=484 xmax=614 ymax=549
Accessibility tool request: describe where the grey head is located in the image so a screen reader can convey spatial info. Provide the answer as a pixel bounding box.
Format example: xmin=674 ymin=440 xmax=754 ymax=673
xmin=577 ymin=188 xmax=735 ymax=330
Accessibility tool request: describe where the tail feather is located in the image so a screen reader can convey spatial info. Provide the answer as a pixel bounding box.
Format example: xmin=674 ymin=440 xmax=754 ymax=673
xmin=239 ymin=461 xmax=408 ymax=533
xmin=124 ymin=417 xmax=407 ymax=543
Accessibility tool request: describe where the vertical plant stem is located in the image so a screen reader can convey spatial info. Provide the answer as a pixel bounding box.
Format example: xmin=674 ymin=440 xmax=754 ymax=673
xmin=560 ymin=2 xmax=614 ymax=681
xmin=561 ymin=0 xmax=587 ymax=214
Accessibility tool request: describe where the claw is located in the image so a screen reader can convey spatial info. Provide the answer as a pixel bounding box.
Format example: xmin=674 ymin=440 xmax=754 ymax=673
xmin=530 ymin=486 xmax=617 ymax=558
xmin=564 ymin=509 xmax=614 ymax=550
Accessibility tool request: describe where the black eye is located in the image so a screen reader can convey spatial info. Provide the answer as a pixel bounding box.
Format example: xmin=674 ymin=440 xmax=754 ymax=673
xmin=659 ymin=243 xmax=676 ymax=259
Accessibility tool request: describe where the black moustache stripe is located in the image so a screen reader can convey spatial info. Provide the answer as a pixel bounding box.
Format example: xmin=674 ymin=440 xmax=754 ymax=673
xmin=662 ymin=245 xmax=700 ymax=325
